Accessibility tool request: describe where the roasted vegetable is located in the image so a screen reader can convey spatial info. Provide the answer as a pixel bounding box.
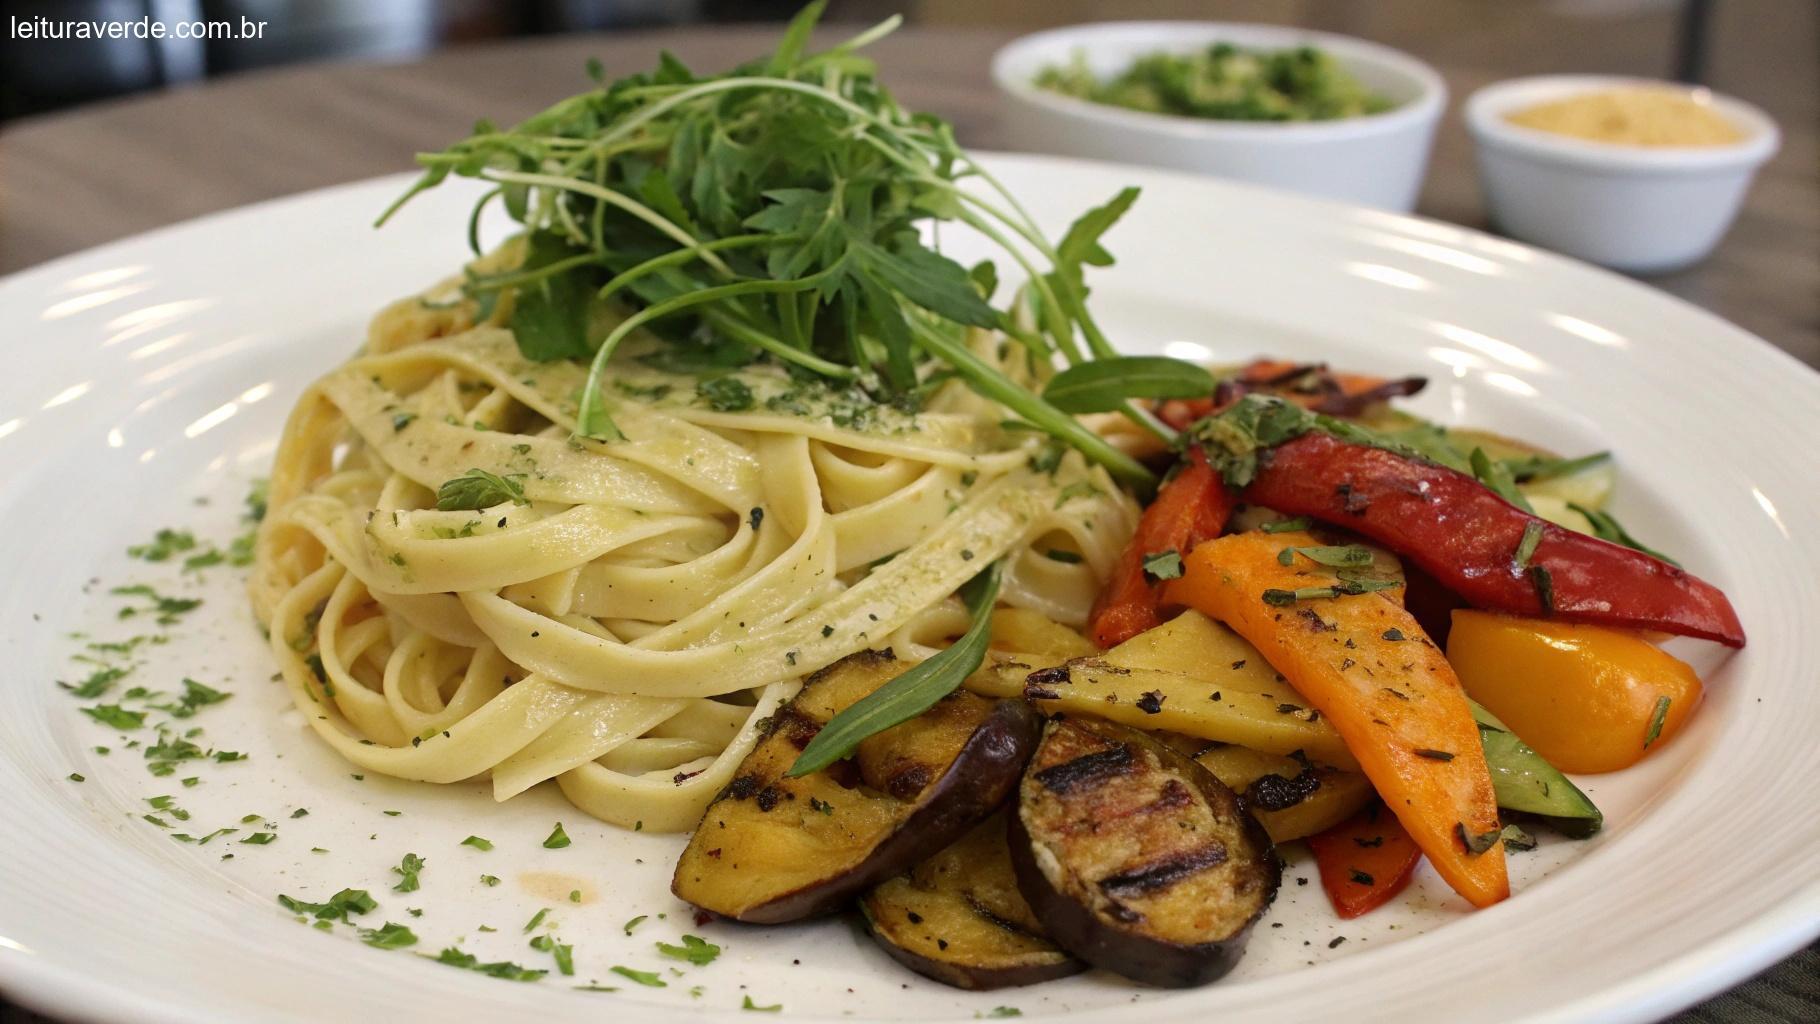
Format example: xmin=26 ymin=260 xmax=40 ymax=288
xmin=673 ymin=651 xmax=1039 ymax=923
xmin=1472 ymin=700 xmax=1602 ymax=838
xmin=1449 ymin=610 xmax=1702 ymax=773
xmin=1240 ymin=432 xmax=1745 ymax=647
xmin=1307 ymin=804 xmax=1423 ymax=919
xmin=970 ymin=611 xmax=1360 ymax=770
xmin=1165 ymin=530 xmax=1510 ymax=909
xmin=861 ymin=816 xmax=1084 ymax=989
xmin=1088 ymin=449 xmax=1233 ymax=648
xmin=1188 ymin=742 xmax=1373 ymax=843
xmin=1010 ymin=716 xmax=1280 ymax=987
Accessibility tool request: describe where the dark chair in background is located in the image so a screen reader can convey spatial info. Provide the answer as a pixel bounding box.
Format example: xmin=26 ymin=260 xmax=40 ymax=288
xmin=0 ymin=0 xmax=840 ymax=121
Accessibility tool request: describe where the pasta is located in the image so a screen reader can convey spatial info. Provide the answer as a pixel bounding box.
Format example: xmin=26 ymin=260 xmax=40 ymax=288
xmin=250 ymin=260 xmax=1138 ymax=832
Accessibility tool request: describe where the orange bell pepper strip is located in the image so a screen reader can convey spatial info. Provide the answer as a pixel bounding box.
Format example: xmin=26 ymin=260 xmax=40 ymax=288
xmin=1163 ymin=530 xmax=1509 ymax=908
xmin=1086 ymin=449 xmax=1234 ymax=648
xmin=1307 ymin=804 xmax=1424 ymax=919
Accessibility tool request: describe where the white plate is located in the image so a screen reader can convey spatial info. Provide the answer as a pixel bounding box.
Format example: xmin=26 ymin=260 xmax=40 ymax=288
xmin=1 ymin=155 xmax=1816 ymax=1024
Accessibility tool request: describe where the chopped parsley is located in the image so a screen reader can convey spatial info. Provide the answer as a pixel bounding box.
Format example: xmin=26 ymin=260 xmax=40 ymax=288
xmin=656 ymin=934 xmax=721 ymax=967
xmin=610 ymin=966 xmax=666 ymax=988
xmin=431 ymin=946 xmax=546 ymax=982
xmin=81 ymin=704 xmax=145 ymax=730
xmin=743 ymin=995 xmax=783 ymax=1012
xmin=392 ymin=852 xmax=425 ymax=892
xmin=460 ymin=835 xmax=494 ymax=851
xmin=529 ymin=935 xmax=576 ymax=975
xmin=278 ymin=888 xmax=376 ymax=923
xmin=542 ymin=822 xmax=571 ymax=849
xmin=360 ymin=922 xmax=420 ymax=949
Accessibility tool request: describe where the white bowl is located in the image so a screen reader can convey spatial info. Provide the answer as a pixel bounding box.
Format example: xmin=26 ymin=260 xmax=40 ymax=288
xmin=991 ymin=21 xmax=1446 ymax=211
xmin=1465 ymin=75 xmax=1780 ymax=273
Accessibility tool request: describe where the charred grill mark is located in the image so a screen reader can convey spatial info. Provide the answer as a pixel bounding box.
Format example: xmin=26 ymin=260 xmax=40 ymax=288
xmin=755 ymin=785 xmax=785 ymax=812
xmin=726 ymin=773 xmax=761 ymax=800
xmin=1298 ymin=607 xmax=1336 ymax=632
xmin=1097 ymin=842 xmax=1230 ymax=897
xmin=777 ymin=708 xmax=821 ymax=750
xmin=1026 ymin=665 xmax=1071 ymax=687
xmin=1025 ymin=683 xmax=1062 ymax=701
xmin=886 ymin=762 xmax=933 ymax=801
xmin=1246 ymin=770 xmax=1322 ymax=811
xmin=1150 ymin=777 xmax=1194 ymax=811
xmin=965 ymin=895 xmax=1044 ymax=939
xmin=1033 ymin=744 xmax=1135 ymax=795
xmin=1336 ymin=482 xmax=1370 ymax=515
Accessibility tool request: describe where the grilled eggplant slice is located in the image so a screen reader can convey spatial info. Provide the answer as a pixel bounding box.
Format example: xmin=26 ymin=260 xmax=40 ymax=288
xmin=1010 ymin=716 xmax=1280 ymax=987
xmin=862 ymin=815 xmax=1084 ymax=990
xmin=673 ymin=651 xmax=1040 ymax=924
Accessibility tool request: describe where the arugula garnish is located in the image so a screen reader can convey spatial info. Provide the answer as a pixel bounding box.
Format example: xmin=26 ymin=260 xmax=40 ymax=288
xmin=375 ymin=3 xmax=1161 ymax=489
xmin=787 ymin=559 xmax=1003 ymax=776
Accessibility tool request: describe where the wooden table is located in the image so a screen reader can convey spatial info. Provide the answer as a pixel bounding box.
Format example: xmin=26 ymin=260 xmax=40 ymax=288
xmin=1 ymin=14 xmax=1815 ymax=1024
xmin=3 ymin=13 xmax=1815 ymax=365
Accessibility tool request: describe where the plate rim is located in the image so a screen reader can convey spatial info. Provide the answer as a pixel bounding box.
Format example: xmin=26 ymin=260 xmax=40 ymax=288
xmin=1 ymin=153 xmax=1816 ymax=1024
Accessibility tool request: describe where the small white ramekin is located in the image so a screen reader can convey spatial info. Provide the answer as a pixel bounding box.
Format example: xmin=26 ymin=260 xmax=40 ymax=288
xmin=1465 ymin=75 xmax=1780 ymax=274
xmin=991 ymin=22 xmax=1447 ymax=212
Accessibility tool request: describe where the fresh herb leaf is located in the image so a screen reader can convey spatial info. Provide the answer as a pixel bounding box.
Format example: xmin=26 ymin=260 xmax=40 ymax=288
xmin=1569 ymin=503 xmax=1680 ymax=567
xmin=437 ymin=469 xmax=529 ymax=511
xmin=623 ymin=915 xmax=648 ymax=936
xmin=1644 ymin=696 xmax=1672 ymax=748
xmin=81 ymin=704 xmax=145 ymax=730
xmin=543 ymin=823 xmax=571 ymax=849
xmin=278 ymin=888 xmax=376 ymax=923
xmin=1498 ymin=824 xmax=1538 ymax=852
xmin=1457 ymin=823 xmax=1502 ymax=855
xmin=128 ymin=528 xmax=199 ymax=562
xmin=1513 ymin=520 xmax=1544 ymax=571
xmin=1281 ymin=545 xmax=1374 ymax=568
xmin=656 ymin=934 xmax=721 ymax=967
xmin=393 ymin=853 xmax=425 ymax=893
xmin=1141 ymin=549 xmax=1183 ymax=581
xmin=1469 ymin=447 xmax=1534 ymax=513
xmin=1530 ymin=564 xmax=1555 ymax=615
xmin=1041 ymin=356 xmax=1213 ymax=414
xmin=360 ymin=922 xmax=420 ymax=949
xmin=1503 ymin=450 xmax=1609 ymax=483
xmin=432 ymin=946 xmax=547 ymax=982
xmin=610 ymin=965 xmax=666 ymax=988
xmin=787 ymin=560 xmax=1003 ymax=776
xmin=460 ymin=835 xmax=494 ymax=851
xmin=743 ymin=995 xmax=783 ymax=1012
xmin=1261 ymin=516 xmax=1314 ymax=533
xmin=698 ymin=376 xmax=755 ymax=412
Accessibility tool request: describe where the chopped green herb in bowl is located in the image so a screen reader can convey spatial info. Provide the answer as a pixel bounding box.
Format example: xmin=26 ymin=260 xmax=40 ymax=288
xmin=1036 ymin=43 xmax=1393 ymax=123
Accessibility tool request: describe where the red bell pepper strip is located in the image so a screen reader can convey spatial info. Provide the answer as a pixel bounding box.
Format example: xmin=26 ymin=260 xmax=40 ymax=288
xmin=1086 ymin=449 xmax=1234 ymax=648
xmin=1242 ymin=432 xmax=1746 ymax=647
xmin=1308 ymin=804 xmax=1425 ymax=919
